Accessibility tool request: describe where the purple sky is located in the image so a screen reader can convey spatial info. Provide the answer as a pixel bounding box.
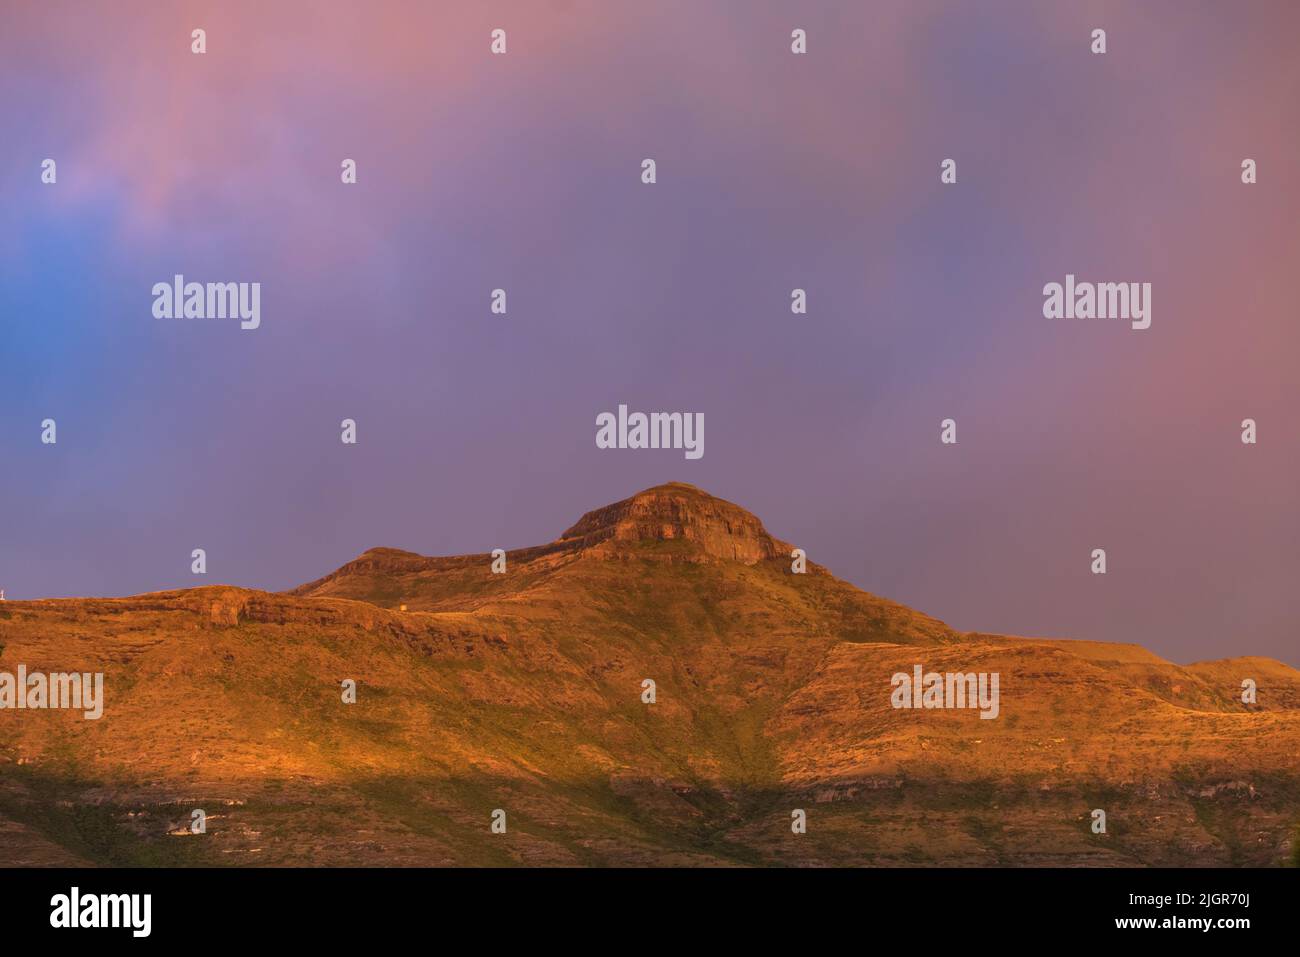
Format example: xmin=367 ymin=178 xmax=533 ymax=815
xmin=2 ymin=1 xmax=1297 ymax=665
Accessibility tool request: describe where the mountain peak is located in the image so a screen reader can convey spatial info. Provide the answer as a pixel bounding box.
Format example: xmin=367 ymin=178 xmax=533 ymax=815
xmin=558 ymin=482 xmax=790 ymax=563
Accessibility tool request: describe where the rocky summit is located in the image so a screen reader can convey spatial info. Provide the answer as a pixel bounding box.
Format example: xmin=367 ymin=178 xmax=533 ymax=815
xmin=552 ymin=482 xmax=791 ymax=562
xmin=1 ymin=484 xmax=1297 ymax=866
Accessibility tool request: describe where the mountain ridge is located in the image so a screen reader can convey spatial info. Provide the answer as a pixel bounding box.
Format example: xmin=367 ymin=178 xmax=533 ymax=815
xmin=291 ymin=482 xmax=802 ymax=601
xmin=1 ymin=483 xmax=1298 ymax=866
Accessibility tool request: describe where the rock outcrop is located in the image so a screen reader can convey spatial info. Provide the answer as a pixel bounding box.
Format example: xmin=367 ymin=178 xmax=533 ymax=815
xmin=557 ymin=482 xmax=791 ymax=563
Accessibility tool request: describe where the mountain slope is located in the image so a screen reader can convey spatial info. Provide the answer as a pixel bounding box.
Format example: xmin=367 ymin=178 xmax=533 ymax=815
xmin=1 ymin=483 xmax=1297 ymax=866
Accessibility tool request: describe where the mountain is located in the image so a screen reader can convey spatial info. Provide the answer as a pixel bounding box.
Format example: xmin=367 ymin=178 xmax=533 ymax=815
xmin=1 ymin=482 xmax=1297 ymax=866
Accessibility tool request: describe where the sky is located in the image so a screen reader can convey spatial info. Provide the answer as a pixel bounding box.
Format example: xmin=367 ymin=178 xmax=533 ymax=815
xmin=1 ymin=1 xmax=1297 ymax=666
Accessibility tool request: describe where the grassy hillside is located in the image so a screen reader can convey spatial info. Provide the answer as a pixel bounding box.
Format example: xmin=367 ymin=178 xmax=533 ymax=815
xmin=2 ymin=484 xmax=1297 ymax=866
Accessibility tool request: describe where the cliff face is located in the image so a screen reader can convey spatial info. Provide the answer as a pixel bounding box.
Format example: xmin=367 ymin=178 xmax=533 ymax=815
xmin=557 ymin=483 xmax=792 ymax=563
xmin=2 ymin=484 xmax=1299 ymax=867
